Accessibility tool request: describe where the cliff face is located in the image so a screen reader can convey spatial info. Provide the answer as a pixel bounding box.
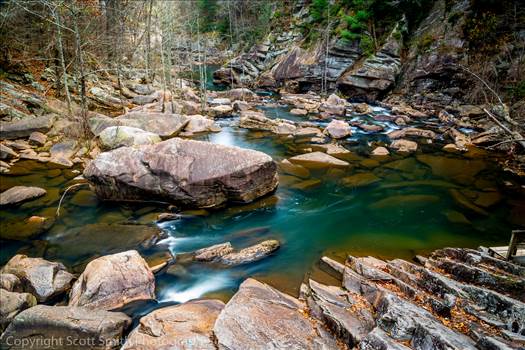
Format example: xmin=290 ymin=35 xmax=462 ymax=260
xmin=215 ymin=0 xmax=524 ymax=112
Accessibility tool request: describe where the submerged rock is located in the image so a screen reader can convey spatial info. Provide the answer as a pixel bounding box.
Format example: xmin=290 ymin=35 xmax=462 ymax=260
xmin=69 ymin=250 xmax=155 ymax=310
xmin=98 ymin=126 xmax=161 ymax=150
xmin=213 ymin=278 xmax=338 ymax=350
xmin=1 ymin=255 xmax=74 ymax=303
xmin=122 ymin=300 xmax=224 ymax=350
xmin=342 ymin=173 xmax=381 ymax=187
xmin=84 ymin=138 xmax=278 ymax=208
xmin=0 ymin=305 xmax=131 ymax=350
xmin=289 ymin=151 xmax=349 ymax=169
xmin=0 ymin=186 xmax=46 ymax=207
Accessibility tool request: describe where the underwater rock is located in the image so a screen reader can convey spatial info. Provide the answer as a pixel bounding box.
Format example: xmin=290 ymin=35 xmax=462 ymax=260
xmin=289 ymin=151 xmax=349 ymax=169
xmin=84 ymin=138 xmax=278 ymax=208
xmin=122 ymin=300 xmax=224 ymax=350
xmin=213 ymin=278 xmax=338 ymax=350
xmin=369 ymin=194 xmax=440 ymax=209
xmin=0 ymin=305 xmax=131 ymax=350
xmin=342 ymin=173 xmax=381 ymax=187
xmin=1 ymin=255 xmax=74 ymax=303
xmin=0 ymin=186 xmax=46 ymax=206
xmin=69 ymin=250 xmax=155 ymax=310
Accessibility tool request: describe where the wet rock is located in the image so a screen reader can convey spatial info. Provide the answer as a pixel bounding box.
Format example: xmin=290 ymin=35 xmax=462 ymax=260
xmin=0 ymin=274 xmax=21 ymax=292
xmin=391 ymin=105 xmax=427 ymax=118
xmin=156 ymin=212 xmax=180 ymax=222
xmin=0 ymin=215 xmax=54 ymax=241
xmin=416 ymin=155 xmax=486 ymax=183
xmin=292 ymin=178 xmax=321 ymax=190
xmin=387 ymin=127 xmax=436 ymax=139
xmin=314 ymin=143 xmax=351 ymax=157
xmin=0 ymin=115 xmax=55 ymax=139
xmin=0 ymin=305 xmax=131 ymax=350
xmin=0 ymin=144 xmax=18 ymax=160
xmin=122 ymin=300 xmax=224 ymax=350
xmin=213 ymin=278 xmax=338 ymax=350
xmin=0 ymin=186 xmax=46 ymax=206
xmin=28 ymin=131 xmax=47 ymax=146
xmin=354 ymin=103 xmax=373 ymax=114
xmin=84 ymin=138 xmax=278 ymax=208
xmin=289 ymin=151 xmax=349 ymax=169
xmin=98 ymin=126 xmax=161 ymax=150
xmin=220 ymin=240 xmax=280 ymax=265
xmin=69 ymin=250 xmax=155 ymax=310
xmin=0 ymin=289 xmax=37 ymax=330
xmin=279 ymin=159 xmax=310 ymax=179
xmin=372 ymin=146 xmax=389 ymax=156
xmin=324 ymin=119 xmax=352 ymax=139
xmin=342 ymin=173 xmax=381 ymax=187
xmin=390 ymin=139 xmax=418 ymax=153
xmin=358 ymin=123 xmax=384 ymax=132
xmin=319 ymin=94 xmax=347 ymax=116
xmin=1 ymin=255 xmax=74 ymax=303
xmin=193 ymin=242 xmax=234 ymax=262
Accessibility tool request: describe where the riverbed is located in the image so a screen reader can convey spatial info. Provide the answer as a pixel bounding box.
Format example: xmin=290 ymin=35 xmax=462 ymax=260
xmin=0 ymin=91 xmax=522 ymax=321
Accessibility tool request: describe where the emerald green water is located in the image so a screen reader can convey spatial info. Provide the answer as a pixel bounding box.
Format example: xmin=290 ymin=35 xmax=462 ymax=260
xmin=1 ymin=101 xmax=523 ymax=315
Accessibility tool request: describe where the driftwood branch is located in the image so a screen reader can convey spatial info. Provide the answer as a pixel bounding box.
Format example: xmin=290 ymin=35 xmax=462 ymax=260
xmin=56 ymin=183 xmax=89 ymax=217
xmin=483 ymin=108 xmax=525 ymax=149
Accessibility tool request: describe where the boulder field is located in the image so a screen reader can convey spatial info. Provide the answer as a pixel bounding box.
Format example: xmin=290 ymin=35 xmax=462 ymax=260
xmin=1 ymin=246 xmax=522 ymax=349
xmin=83 ymin=138 xmax=279 ymax=208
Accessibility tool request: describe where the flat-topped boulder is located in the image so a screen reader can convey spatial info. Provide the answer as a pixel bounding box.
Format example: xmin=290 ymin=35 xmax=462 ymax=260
xmin=0 ymin=305 xmax=131 ymax=350
xmin=289 ymin=152 xmax=349 ymax=169
xmin=84 ymin=138 xmax=278 ymax=208
xmin=1 ymin=255 xmax=74 ymax=303
xmin=213 ymin=278 xmax=338 ymax=350
xmin=0 ymin=186 xmax=46 ymax=206
xmin=0 ymin=114 xmax=55 ymax=139
xmin=98 ymin=126 xmax=161 ymax=150
xmin=89 ymin=113 xmax=189 ymax=138
xmin=69 ymin=250 xmax=155 ymax=310
xmin=122 ymin=300 xmax=224 ymax=350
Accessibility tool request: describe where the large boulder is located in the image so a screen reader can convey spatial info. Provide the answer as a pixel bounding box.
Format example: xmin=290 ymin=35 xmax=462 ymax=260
xmin=0 ymin=305 xmax=131 ymax=350
xmin=69 ymin=250 xmax=155 ymax=310
xmin=0 ymin=115 xmax=55 ymax=139
xmin=220 ymin=240 xmax=280 ymax=265
xmin=0 ymin=186 xmax=46 ymax=206
xmin=181 ymin=115 xmax=221 ymax=135
xmin=0 ymin=289 xmax=37 ymax=330
xmin=122 ymin=300 xmax=224 ymax=350
xmin=213 ymin=278 xmax=338 ymax=350
xmin=1 ymin=255 xmax=74 ymax=302
xmin=84 ymin=138 xmax=278 ymax=208
xmin=98 ymin=126 xmax=161 ymax=150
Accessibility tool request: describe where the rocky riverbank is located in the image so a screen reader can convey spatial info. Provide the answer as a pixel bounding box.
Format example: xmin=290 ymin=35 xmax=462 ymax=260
xmin=0 ymin=246 xmax=523 ymax=349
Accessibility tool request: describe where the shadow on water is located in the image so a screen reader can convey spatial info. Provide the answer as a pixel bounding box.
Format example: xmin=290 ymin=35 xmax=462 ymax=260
xmin=1 ymin=97 xmax=524 ymax=320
